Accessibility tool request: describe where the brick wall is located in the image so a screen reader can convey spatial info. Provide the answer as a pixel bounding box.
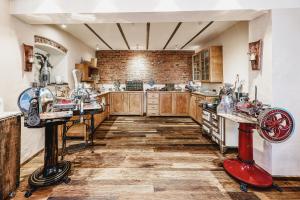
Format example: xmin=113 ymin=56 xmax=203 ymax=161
xmin=96 ymin=50 xmax=194 ymax=84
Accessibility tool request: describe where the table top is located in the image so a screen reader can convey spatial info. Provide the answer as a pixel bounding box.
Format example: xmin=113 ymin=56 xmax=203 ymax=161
xmin=218 ymin=113 xmax=257 ymax=124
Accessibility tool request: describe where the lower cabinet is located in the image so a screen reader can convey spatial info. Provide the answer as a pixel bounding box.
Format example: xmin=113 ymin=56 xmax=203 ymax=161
xmin=159 ymin=93 xmax=173 ymax=115
xmin=190 ymin=93 xmax=215 ymax=124
xmin=159 ymin=92 xmax=190 ymax=116
xmin=0 ymin=115 xmax=21 ymax=200
xmin=110 ymin=92 xmax=143 ymax=115
xmin=94 ymin=93 xmax=110 ymax=127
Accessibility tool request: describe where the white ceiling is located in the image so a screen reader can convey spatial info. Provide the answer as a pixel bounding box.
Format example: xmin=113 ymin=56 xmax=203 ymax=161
xmin=60 ymin=21 xmax=237 ymax=51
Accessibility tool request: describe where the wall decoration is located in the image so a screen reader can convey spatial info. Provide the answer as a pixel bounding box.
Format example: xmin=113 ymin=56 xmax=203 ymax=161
xmin=34 ymin=35 xmax=68 ymax=54
xmin=248 ymin=40 xmax=263 ymax=70
xmin=23 ymin=43 xmax=34 ymax=72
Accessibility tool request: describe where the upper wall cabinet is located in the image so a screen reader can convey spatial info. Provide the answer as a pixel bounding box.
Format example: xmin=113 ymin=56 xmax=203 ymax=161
xmin=192 ymin=53 xmax=201 ymax=81
xmin=192 ymin=46 xmax=223 ymax=83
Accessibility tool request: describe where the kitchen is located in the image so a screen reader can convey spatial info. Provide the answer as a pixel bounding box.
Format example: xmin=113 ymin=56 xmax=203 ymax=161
xmin=1 ymin=1 xmax=300 ymax=199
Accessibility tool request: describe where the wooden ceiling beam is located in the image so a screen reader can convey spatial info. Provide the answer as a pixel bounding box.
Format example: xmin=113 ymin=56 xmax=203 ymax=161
xmin=180 ymin=21 xmax=214 ymax=50
xmin=84 ymin=23 xmax=113 ymax=50
xmin=163 ymin=22 xmax=182 ymax=50
xmin=117 ymin=23 xmax=130 ymax=50
xmin=146 ymin=22 xmax=150 ymax=50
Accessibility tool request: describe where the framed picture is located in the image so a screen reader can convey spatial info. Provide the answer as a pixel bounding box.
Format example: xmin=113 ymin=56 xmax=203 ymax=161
xmin=248 ymin=40 xmax=263 ymax=70
xmin=23 ymin=43 xmax=34 ymax=72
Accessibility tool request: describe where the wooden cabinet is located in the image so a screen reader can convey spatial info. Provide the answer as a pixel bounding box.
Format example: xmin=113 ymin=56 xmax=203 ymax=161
xmin=0 ymin=115 xmax=21 ymax=200
xmin=174 ymin=93 xmax=190 ymax=115
xmin=192 ymin=53 xmax=201 ymax=81
xmin=189 ymin=93 xmax=215 ymax=124
xmin=146 ymin=92 xmax=159 ymax=116
xmin=111 ymin=92 xmax=127 ymax=114
xmin=75 ymin=63 xmax=99 ymax=82
xmin=159 ymin=93 xmax=173 ymax=116
xmin=158 ymin=92 xmax=190 ymax=116
xmin=110 ymin=92 xmax=143 ymax=116
xmin=193 ymin=46 xmax=223 ymax=83
xmin=200 ymin=46 xmax=223 ymax=83
xmin=94 ymin=93 xmax=110 ymax=127
xmin=128 ymin=93 xmax=143 ymax=115
xmin=189 ymin=95 xmax=197 ymax=119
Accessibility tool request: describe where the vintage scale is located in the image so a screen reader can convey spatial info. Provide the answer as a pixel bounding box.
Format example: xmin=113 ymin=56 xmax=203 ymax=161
xmin=221 ymin=89 xmax=295 ymax=192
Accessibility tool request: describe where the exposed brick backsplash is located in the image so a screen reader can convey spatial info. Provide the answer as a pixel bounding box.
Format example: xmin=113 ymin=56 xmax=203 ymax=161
xmin=96 ymin=50 xmax=194 ymax=84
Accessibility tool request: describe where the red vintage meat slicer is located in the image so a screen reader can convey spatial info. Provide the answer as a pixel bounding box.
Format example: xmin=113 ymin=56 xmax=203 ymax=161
xmin=221 ymin=87 xmax=295 ymax=192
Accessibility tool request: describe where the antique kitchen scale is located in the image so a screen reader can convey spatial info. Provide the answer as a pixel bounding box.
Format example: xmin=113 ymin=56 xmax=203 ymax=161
xmin=219 ymin=86 xmax=295 ymax=192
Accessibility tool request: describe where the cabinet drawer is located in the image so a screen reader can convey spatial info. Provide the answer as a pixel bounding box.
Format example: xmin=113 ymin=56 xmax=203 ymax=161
xmin=147 ymin=109 xmax=159 ymax=116
xmin=147 ymin=105 xmax=159 ymax=110
xmin=147 ymin=93 xmax=159 ymax=98
xmin=147 ymin=98 xmax=159 ymax=104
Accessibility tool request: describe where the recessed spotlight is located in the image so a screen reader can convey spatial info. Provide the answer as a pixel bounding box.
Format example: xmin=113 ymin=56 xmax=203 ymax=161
xmin=96 ymin=44 xmax=100 ymax=50
xmin=61 ymin=24 xmax=67 ymax=29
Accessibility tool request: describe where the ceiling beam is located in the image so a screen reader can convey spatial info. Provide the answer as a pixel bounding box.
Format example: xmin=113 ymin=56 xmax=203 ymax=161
xmin=180 ymin=21 xmax=214 ymax=50
xmin=146 ymin=22 xmax=150 ymax=50
xmin=117 ymin=23 xmax=130 ymax=50
xmin=163 ymin=22 xmax=182 ymax=50
xmin=84 ymin=23 xmax=113 ymax=50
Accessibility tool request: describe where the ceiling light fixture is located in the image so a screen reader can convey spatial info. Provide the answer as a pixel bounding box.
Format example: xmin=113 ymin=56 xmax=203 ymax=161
xmin=61 ymin=24 xmax=67 ymax=29
xmin=96 ymin=44 xmax=100 ymax=50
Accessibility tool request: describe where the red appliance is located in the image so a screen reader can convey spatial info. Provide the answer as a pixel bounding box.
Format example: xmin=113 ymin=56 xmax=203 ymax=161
xmin=223 ymin=108 xmax=294 ymax=192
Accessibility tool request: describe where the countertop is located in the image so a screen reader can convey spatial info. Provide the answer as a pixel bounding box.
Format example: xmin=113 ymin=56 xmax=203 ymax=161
xmin=146 ymin=90 xmax=190 ymax=93
xmin=96 ymin=90 xmax=218 ymax=97
xmin=218 ymin=113 xmax=257 ymax=124
xmin=108 ymin=91 xmax=144 ymax=93
xmin=191 ymin=91 xmax=219 ymax=97
xmin=0 ymin=111 xmax=22 ymax=121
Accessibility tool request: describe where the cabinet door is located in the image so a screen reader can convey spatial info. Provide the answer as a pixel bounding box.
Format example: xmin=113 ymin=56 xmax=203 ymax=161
xmin=110 ymin=93 xmax=127 ymax=114
xmin=0 ymin=116 xmax=21 ymax=200
xmin=175 ymin=93 xmax=190 ymax=116
xmin=128 ymin=93 xmax=143 ymax=115
xmin=159 ymin=93 xmax=173 ymax=116
xmin=196 ymin=104 xmax=203 ymax=124
xmin=189 ymin=95 xmax=197 ymax=119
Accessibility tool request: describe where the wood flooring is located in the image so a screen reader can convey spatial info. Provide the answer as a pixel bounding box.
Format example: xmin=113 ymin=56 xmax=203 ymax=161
xmin=13 ymin=116 xmax=300 ymax=200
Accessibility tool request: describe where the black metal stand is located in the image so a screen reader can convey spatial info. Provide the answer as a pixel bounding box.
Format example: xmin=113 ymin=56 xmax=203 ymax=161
xmin=60 ymin=109 xmax=100 ymax=160
xmin=25 ymin=120 xmax=71 ymax=198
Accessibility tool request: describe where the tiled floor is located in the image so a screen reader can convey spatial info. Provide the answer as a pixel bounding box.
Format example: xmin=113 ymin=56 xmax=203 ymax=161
xmin=14 ymin=116 xmax=300 ymax=199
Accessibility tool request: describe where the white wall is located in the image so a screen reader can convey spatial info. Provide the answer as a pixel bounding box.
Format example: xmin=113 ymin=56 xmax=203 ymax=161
xmin=248 ymin=13 xmax=273 ymax=173
xmin=0 ymin=0 xmax=95 ymax=163
xmin=270 ymin=8 xmax=300 ymax=176
xmin=198 ymin=22 xmax=249 ymax=93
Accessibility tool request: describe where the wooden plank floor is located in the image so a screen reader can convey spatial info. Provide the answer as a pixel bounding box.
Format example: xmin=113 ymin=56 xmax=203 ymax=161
xmin=14 ymin=116 xmax=300 ymax=200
